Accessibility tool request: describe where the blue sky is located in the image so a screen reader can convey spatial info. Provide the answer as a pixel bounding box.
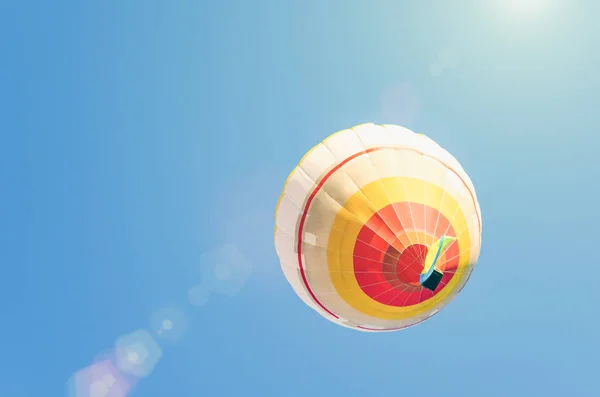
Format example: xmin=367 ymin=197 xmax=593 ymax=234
xmin=1 ymin=1 xmax=599 ymax=396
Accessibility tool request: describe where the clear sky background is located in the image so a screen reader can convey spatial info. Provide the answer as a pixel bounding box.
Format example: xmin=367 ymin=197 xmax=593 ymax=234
xmin=1 ymin=1 xmax=599 ymax=396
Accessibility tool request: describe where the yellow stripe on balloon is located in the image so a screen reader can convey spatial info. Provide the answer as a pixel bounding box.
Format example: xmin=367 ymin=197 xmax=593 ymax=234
xmin=327 ymin=176 xmax=471 ymax=320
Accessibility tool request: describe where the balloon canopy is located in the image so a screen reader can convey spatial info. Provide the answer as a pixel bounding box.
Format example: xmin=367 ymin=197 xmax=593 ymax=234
xmin=274 ymin=123 xmax=482 ymax=332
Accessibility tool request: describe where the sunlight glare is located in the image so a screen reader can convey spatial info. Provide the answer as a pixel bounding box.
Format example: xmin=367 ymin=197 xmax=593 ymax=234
xmin=506 ymin=0 xmax=544 ymax=12
xmin=498 ymin=0 xmax=558 ymax=20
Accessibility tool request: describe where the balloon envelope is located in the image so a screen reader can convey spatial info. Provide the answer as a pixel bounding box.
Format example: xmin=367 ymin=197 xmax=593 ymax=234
xmin=274 ymin=123 xmax=482 ymax=332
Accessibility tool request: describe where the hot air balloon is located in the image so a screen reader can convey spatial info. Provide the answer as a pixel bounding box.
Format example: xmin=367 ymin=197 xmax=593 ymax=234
xmin=274 ymin=123 xmax=482 ymax=332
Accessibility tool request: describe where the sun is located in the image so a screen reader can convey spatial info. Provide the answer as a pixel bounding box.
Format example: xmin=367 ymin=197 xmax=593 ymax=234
xmin=507 ymin=0 xmax=545 ymax=9
xmin=501 ymin=0 xmax=552 ymax=16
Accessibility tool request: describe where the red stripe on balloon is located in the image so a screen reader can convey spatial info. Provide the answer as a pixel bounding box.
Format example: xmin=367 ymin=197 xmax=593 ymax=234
xmin=353 ymin=203 xmax=460 ymax=307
